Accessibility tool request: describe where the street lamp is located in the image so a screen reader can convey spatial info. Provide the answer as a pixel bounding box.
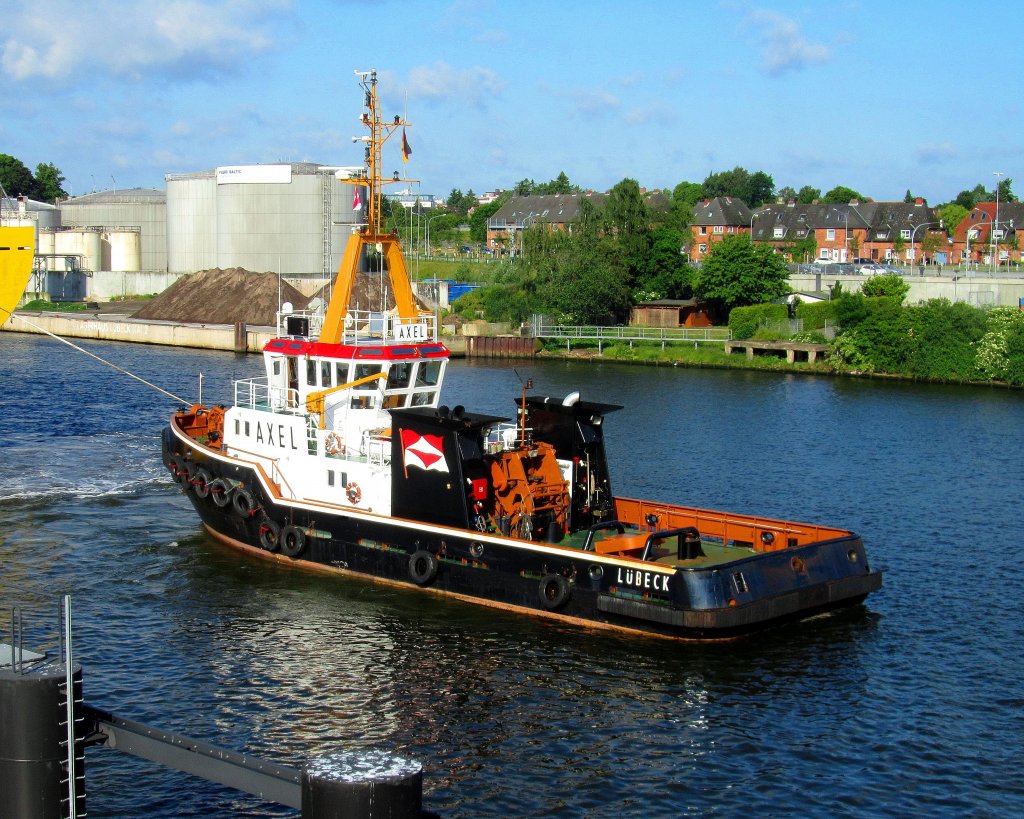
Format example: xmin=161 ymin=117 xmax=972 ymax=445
xmin=993 ymin=171 xmax=1004 ymax=272
xmin=425 ymin=213 xmax=444 ymax=258
xmin=909 ymin=220 xmax=941 ymax=271
xmin=830 ymin=207 xmax=850 ymax=262
xmin=965 ymin=221 xmax=992 ymax=273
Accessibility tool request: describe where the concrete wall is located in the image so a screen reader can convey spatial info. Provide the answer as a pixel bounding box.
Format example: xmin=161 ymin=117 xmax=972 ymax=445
xmin=790 ymin=273 xmax=1024 ymax=308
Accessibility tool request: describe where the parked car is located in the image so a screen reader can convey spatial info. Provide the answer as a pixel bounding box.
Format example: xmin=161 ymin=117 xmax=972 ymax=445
xmin=852 ymin=257 xmax=872 ymax=264
xmin=814 ymin=257 xmax=834 ymax=265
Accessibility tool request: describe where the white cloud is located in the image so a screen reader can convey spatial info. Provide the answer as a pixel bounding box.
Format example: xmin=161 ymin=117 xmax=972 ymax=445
xmin=742 ymin=9 xmax=831 ymax=76
xmin=0 ymin=0 xmax=288 ymax=83
xmin=916 ymin=142 xmax=957 ymax=164
xmin=567 ymin=88 xmax=621 ymax=118
xmin=403 ymin=62 xmax=504 ymax=109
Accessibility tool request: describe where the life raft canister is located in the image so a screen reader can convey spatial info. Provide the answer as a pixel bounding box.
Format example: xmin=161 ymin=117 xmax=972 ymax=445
xmin=325 ymin=432 xmax=344 ymax=455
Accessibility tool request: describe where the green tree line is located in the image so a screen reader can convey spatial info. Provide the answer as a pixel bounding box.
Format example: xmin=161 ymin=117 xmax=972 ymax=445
xmin=0 ymin=154 xmax=68 ymax=202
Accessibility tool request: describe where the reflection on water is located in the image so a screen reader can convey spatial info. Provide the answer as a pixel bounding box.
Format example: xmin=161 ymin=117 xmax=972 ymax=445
xmin=1 ymin=334 xmax=1023 ymax=816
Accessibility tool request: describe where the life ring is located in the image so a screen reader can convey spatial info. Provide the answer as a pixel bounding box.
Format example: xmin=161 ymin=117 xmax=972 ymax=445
xmin=208 ymin=478 xmax=232 ymax=508
xmin=346 ymin=482 xmax=361 ymax=504
xmin=232 ymin=487 xmax=258 ymax=518
xmin=538 ymin=574 xmax=571 ymax=610
xmin=192 ymin=467 xmax=212 ymax=499
xmin=258 ymin=518 xmax=281 ymax=552
xmin=280 ymin=525 xmax=306 ymax=558
xmin=325 ymin=432 xmax=344 ymax=455
xmin=408 ymin=550 xmax=438 ymax=586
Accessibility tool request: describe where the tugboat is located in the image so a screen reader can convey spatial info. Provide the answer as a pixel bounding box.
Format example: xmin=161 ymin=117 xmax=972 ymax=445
xmin=163 ymin=70 xmax=881 ymax=639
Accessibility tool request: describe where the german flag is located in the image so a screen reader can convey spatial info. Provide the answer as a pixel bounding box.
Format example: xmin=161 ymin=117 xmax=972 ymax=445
xmin=401 ymin=128 xmax=411 ymax=163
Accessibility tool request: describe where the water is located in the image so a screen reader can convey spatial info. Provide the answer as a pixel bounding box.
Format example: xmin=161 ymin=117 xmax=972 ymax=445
xmin=2 ymin=332 xmax=1023 ymax=817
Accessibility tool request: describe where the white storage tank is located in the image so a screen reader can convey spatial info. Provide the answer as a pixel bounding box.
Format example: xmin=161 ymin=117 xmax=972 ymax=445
xmin=59 ymin=188 xmax=166 ymax=272
xmin=165 ymin=163 xmax=364 ymax=277
xmin=103 ymin=229 xmax=142 ymax=271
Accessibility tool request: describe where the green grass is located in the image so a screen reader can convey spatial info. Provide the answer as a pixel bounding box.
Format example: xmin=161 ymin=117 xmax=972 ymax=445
xmin=19 ymin=299 xmax=89 ymax=312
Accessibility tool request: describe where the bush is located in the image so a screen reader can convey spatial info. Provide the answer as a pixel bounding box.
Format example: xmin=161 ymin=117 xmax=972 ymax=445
xmin=728 ymin=303 xmax=787 ymax=339
xmin=795 ymin=300 xmax=835 ymax=331
xmin=906 ymin=299 xmax=987 ymax=380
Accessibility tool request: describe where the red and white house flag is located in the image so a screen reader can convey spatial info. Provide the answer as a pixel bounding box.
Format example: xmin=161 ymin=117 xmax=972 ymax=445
xmin=352 ymin=187 xmax=363 ymax=211
xmin=400 ymin=429 xmax=448 ymax=473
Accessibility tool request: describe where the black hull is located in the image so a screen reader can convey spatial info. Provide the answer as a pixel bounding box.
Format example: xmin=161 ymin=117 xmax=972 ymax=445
xmin=164 ymin=430 xmax=881 ymax=640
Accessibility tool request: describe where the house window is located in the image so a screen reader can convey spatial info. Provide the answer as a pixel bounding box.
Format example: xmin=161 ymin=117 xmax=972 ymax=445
xmin=993 ymin=229 xmax=1005 ymax=240
xmin=699 ymin=226 xmax=707 ymax=235
xmin=968 ymin=229 xmax=979 ymax=240
xmin=713 ymin=225 xmax=724 ymax=234
xmin=826 ymin=229 xmax=836 ymax=240
xmin=819 ymin=249 xmax=830 ymax=259
xmin=900 ymin=229 xmax=911 ymax=240
xmin=773 ymin=227 xmax=785 ymax=238
xmin=698 ymin=243 xmax=707 ymax=254
xmin=727 ymin=226 xmax=735 ymax=233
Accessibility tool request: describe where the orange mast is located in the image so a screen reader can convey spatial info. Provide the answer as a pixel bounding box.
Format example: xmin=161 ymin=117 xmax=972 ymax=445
xmin=319 ymin=69 xmax=426 ymax=344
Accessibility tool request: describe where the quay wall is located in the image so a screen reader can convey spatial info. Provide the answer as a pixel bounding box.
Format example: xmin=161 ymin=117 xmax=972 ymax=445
xmin=791 ymin=273 xmax=1024 ymax=307
xmin=1 ymin=311 xmax=470 ymax=356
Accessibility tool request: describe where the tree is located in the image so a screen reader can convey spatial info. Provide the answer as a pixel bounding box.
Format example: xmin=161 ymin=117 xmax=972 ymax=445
xmin=936 ymin=203 xmax=969 ymax=238
xmin=822 ymin=185 xmax=863 ymax=204
xmin=796 ymin=185 xmax=820 ymax=204
xmin=0 ymin=154 xmax=41 ymax=198
xmin=861 ymin=273 xmax=909 ymax=302
xmin=635 ymin=226 xmax=693 ymax=300
xmin=701 ymin=166 xmax=775 ymax=208
xmin=693 ymin=234 xmax=790 ymax=313
xmin=904 ymin=189 xmax=915 ymax=203
xmin=468 ymin=199 xmax=504 ymax=243
xmin=954 ymin=183 xmax=989 ymax=210
xmin=34 ymin=162 xmax=67 ymax=202
xmin=602 ymin=178 xmax=651 ymax=289
xmin=777 ymin=185 xmax=797 ymax=202
xmin=997 ymin=177 xmax=1016 ymax=203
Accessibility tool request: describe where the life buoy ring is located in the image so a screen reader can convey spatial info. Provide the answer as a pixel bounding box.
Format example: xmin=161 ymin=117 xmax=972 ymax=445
xmin=192 ymin=467 xmax=212 ymax=499
xmin=280 ymin=525 xmax=306 ymax=558
xmin=325 ymin=432 xmax=344 ymax=456
xmin=258 ymin=518 xmax=281 ymax=552
xmin=408 ymin=550 xmax=438 ymax=586
xmin=232 ymin=487 xmax=258 ymax=518
xmin=346 ymin=482 xmax=361 ymax=504
xmin=538 ymin=574 xmax=571 ymax=610
xmin=208 ymin=478 xmax=232 ymax=507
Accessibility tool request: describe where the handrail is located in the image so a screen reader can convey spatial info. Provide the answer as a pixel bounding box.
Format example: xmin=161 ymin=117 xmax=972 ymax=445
xmin=535 ymin=324 xmax=731 ymax=343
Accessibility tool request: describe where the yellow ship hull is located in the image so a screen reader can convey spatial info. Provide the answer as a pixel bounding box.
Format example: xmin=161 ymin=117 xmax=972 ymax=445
xmin=0 ymin=225 xmax=34 ymax=320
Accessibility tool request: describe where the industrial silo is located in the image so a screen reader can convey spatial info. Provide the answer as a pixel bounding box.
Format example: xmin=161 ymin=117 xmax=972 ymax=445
xmin=165 ymin=163 xmax=364 ymax=279
xmin=58 ymin=188 xmax=167 ymax=273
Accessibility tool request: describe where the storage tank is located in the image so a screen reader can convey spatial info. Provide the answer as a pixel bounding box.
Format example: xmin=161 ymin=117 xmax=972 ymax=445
xmin=59 ymin=188 xmax=166 ymax=272
xmin=165 ymin=163 xmax=363 ymax=276
xmin=103 ymin=229 xmax=142 ymax=271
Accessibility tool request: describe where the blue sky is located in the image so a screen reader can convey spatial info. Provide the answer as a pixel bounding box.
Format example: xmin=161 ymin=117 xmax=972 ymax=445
xmin=1 ymin=0 xmax=1020 ymax=205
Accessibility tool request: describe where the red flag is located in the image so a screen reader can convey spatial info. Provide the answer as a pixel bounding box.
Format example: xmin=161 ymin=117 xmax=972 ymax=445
xmin=400 ymin=429 xmax=446 ymax=472
xmin=352 ymin=187 xmax=362 ymax=211
xmin=401 ymin=128 xmax=411 ymax=164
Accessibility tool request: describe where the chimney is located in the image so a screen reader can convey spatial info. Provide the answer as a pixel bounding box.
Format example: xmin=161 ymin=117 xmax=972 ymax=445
xmin=849 ymin=199 xmax=859 ymax=206
xmin=17 ymin=195 xmax=26 ymax=215
xmin=915 ymin=197 xmax=924 ymax=205
xmin=703 ymin=198 xmax=710 ymax=206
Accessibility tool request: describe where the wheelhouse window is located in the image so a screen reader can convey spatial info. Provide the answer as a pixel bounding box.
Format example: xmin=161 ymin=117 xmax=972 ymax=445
xmin=306 ymin=359 xmax=317 ymax=386
xmin=386 ymin=362 xmax=413 ymax=389
xmin=320 ymin=361 xmax=332 ymax=387
xmin=354 ymin=363 xmax=382 ymax=389
xmin=335 ymin=362 xmax=350 ymax=385
xmin=415 ymin=361 xmax=442 ymax=387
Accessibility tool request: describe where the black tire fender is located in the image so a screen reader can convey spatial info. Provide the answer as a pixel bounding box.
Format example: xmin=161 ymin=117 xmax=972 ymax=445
xmin=280 ymin=525 xmax=306 ymax=558
xmin=258 ymin=518 xmax=281 ymax=552
xmin=192 ymin=467 xmax=212 ymax=499
xmin=232 ymin=487 xmax=257 ymax=518
xmin=170 ymin=455 xmax=188 ymax=485
xmin=408 ymin=550 xmax=438 ymax=586
xmin=208 ymin=478 xmax=232 ymax=508
xmin=538 ymin=574 xmax=571 ymax=610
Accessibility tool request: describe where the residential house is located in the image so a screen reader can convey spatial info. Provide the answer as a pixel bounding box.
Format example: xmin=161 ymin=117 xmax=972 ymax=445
xmin=485 ymin=193 xmax=605 ymax=254
xmin=951 ymin=202 xmax=1024 ymax=267
xmin=750 ymin=198 xmax=943 ymax=265
xmin=688 ymin=197 xmax=753 ymax=261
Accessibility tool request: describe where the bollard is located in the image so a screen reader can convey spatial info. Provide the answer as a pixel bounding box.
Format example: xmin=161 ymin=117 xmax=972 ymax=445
xmin=0 ymin=661 xmax=85 ymax=819
xmin=302 ymin=750 xmax=422 ymax=819
xmin=234 ymin=321 xmax=247 ymax=352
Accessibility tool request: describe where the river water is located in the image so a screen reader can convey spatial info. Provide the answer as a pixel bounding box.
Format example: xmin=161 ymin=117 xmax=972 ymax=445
xmin=1 ymin=331 xmax=1022 ymax=817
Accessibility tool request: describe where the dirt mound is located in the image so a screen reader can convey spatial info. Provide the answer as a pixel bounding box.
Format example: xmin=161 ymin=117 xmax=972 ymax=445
xmin=133 ymin=268 xmax=309 ymax=326
xmin=311 ymin=270 xmax=431 ymax=312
